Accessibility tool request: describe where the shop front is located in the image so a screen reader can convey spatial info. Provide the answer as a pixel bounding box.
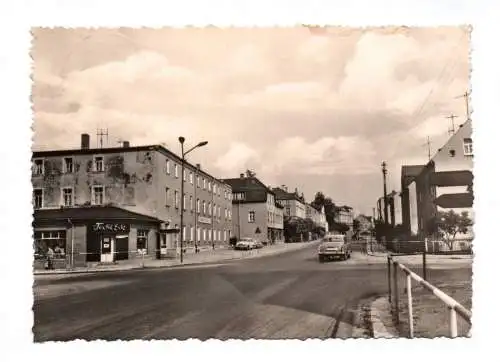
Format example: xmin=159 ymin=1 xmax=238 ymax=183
xmin=33 ymin=206 xmax=164 ymax=269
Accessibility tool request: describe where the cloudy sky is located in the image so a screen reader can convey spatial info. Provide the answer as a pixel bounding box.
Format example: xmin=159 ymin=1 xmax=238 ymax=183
xmin=31 ymin=26 xmax=470 ymax=215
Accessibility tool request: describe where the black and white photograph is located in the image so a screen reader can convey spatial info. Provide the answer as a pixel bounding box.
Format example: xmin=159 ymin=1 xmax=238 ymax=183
xmin=29 ymin=25 xmax=475 ymax=341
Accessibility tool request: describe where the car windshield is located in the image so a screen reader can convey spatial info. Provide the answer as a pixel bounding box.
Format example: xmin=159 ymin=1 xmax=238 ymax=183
xmin=323 ymin=239 xmax=344 ymax=245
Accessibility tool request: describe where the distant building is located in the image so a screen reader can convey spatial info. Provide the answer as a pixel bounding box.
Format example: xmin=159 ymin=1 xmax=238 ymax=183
xmin=272 ymin=186 xmax=307 ymax=219
xmin=405 ymin=119 xmax=474 ymax=239
xmin=400 ymin=165 xmax=425 ymax=234
xmin=32 ymin=133 xmax=233 ymax=268
xmin=334 ymin=205 xmax=354 ymax=231
xmin=224 ymin=174 xmax=284 ymax=244
xmin=306 ymin=203 xmax=329 ymax=232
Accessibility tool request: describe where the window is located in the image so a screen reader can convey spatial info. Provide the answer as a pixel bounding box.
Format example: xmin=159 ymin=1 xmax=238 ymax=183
xmin=203 ymin=229 xmax=206 ymax=241
xmin=166 ymin=159 xmax=171 ymax=174
xmin=218 ymin=206 xmax=221 ymax=218
xmin=165 ymin=187 xmax=170 ymax=206
xmin=197 ymin=175 xmax=200 ymax=187
xmin=174 ymin=164 xmax=179 ymax=178
xmin=203 ymin=200 xmax=206 ymax=214
xmin=62 ymin=187 xmax=73 ymax=207
xmin=208 ymin=202 xmax=212 ymax=216
xmin=63 ymin=157 xmax=74 ymax=173
xmin=183 ymin=226 xmax=186 ymax=240
xmin=183 ymin=193 xmax=187 ymax=210
xmin=208 ymin=230 xmax=211 ymax=241
xmin=213 ymin=184 xmax=217 ymax=194
xmin=92 ymin=185 xmax=104 ymax=205
xmin=34 ymin=230 xmax=66 ymax=260
xmin=137 ymin=230 xmax=148 ymax=251
xmin=224 ymin=208 xmax=227 ymax=219
xmin=218 ymin=230 xmax=221 ymax=241
xmin=33 ymin=159 xmax=44 ymax=176
xmin=197 ymin=199 xmax=200 ymax=213
xmin=190 ymin=172 xmax=193 ymax=184
xmin=208 ymin=181 xmax=212 ymax=192
xmin=228 ymin=210 xmax=232 ymax=220
xmin=93 ymin=156 xmax=104 ymax=172
xmin=33 ymin=188 xmax=43 ymax=209
xmin=197 ymin=227 xmax=201 ymax=241
xmin=248 ymin=211 xmax=255 ymax=223
xmin=286 ymin=207 xmax=291 ymax=215
xmin=463 ymin=137 xmax=473 ymax=156
xmin=190 ymin=226 xmax=194 ymax=241
xmin=190 ymin=196 xmax=193 ymax=211
xmin=203 ymin=178 xmax=206 ymax=189
xmin=174 ymin=190 xmax=179 ymax=208
xmin=183 ymin=169 xmax=187 ymax=181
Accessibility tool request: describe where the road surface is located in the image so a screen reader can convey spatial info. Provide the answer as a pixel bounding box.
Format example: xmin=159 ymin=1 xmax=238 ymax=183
xmin=33 ymin=244 xmax=471 ymax=341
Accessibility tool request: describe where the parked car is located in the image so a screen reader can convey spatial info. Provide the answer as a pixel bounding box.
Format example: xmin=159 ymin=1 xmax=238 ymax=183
xmin=235 ymin=238 xmax=258 ymax=250
xmin=317 ymin=234 xmax=352 ymax=262
xmin=254 ymin=240 xmax=264 ymax=249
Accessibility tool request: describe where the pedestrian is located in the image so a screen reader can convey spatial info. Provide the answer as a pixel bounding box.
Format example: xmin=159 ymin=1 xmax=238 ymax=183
xmin=46 ymin=247 xmax=55 ymax=270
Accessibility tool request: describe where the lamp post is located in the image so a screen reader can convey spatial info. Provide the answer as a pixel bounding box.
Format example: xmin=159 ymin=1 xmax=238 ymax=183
xmin=179 ymin=137 xmax=208 ymax=263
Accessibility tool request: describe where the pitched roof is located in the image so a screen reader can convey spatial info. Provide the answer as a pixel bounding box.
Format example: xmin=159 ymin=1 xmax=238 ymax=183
xmin=33 ymin=206 xmax=163 ymax=224
xmin=223 ymin=176 xmax=273 ymax=203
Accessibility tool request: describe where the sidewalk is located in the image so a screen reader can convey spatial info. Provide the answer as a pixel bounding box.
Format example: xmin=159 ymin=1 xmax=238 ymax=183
xmin=363 ymin=251 xmax=473 ymax=268
xmin=34 ymin=241 xmax=319 ymax=277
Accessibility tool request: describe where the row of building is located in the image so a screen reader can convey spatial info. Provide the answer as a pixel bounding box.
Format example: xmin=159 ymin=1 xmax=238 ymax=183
xmin=376 ymin=118 xmax=474 ymax=241
xmin=32 ymin=134 xmax=331 ymax=268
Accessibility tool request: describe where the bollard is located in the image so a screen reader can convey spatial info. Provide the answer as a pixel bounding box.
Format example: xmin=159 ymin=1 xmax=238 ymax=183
xmin=406 ymin=274 xmax=414 ymax=338
xmin=449 ymin=307 xmax=458 ymax=338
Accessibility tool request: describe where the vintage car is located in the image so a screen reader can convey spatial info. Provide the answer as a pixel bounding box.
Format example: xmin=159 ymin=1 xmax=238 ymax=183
xmin=317 ymin=234 xmax=352 ymax=262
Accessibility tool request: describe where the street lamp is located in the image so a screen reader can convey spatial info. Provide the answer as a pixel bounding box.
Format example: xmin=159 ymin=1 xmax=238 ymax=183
xmin=179 ymin=137 xmax=208 ymax=263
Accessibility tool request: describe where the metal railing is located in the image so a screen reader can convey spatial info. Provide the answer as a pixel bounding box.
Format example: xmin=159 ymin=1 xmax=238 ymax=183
xmin=387 ymin=254 xmax=472 ymax=338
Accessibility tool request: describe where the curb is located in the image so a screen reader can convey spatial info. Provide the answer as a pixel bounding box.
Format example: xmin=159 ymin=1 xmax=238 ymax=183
xmin=34 ymin=241 xmax=318 ymax=276
xmin=370 ymin=297 xmax=399 ymax=338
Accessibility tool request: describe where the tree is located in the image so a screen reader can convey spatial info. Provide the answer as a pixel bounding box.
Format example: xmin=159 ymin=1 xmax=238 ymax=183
xmin=434 ymin=210 xmax=472 ymax=250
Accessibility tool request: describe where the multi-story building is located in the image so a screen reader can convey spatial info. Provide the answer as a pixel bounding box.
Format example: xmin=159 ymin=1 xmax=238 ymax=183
xmin=272 ymin=186 xmax=307 ymax=219
xmin=224 ymin=174 xmax=284 ymax=244
xmin=306 ymin=203 xmax=329 ymax=232
xmin=334 ymin=205 xmax=354 ymax=229
xmin=405 ymin=119 xmax=474 ymax=239
xmin=32 ymin=133 xmax=233 ymax=268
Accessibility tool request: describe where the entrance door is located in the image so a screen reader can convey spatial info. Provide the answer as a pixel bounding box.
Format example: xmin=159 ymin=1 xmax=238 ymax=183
xmin=100 ymin=235 xmax=115 ymax=263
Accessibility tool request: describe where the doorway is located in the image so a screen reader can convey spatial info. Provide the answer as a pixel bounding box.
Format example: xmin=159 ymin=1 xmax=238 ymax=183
xmin=100 ymin=235 xmax=115 ymax=263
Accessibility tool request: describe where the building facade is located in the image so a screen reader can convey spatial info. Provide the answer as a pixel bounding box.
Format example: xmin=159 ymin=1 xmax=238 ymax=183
xmin=224 ymin=174 xmax=284 ymax=244
xmin=272 ymin=186 xmax=307 ymax=219
xmin=405 ymin=119 xmax=474 ymax=239
xmin=334 ymin=206 xmax=354 ymax=228
xmin=32 ymin=134 xmax=233 ymax=267
xmin=306 ymin=203 xmax=329 ymax=232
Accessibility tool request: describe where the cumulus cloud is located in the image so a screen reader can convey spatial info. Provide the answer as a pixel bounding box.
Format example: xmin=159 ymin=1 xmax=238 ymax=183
xmin=215 ymin=142 xmax=260 ymax=175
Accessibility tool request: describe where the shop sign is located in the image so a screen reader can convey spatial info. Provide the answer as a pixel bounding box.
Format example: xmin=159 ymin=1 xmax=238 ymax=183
xmin=198 ymin=216 xmax=211 ymax=224
xmin=92 ymin=222 xmax=130 ymax=233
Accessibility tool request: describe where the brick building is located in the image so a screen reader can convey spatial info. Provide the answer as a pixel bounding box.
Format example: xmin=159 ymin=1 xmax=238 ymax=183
xmin=32 ymin=134 xmax=232 ymax=268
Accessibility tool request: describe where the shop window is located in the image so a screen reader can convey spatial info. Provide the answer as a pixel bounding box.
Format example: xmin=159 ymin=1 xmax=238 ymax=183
xmin=137 ymin=230 xmax=148 ymax=251
xmin=34 ymin=230 xmax=66 ymax=260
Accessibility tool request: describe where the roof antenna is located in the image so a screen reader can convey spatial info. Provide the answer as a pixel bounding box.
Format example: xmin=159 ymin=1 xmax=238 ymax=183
xmin=97 ymin=128 xmax=109 ymax=148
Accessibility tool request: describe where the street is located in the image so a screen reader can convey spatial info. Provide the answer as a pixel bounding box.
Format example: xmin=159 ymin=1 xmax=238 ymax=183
xmin=33 ymin=244 xmax=471 ymax=341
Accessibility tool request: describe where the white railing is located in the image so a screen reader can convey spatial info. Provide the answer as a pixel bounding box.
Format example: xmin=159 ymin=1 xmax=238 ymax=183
xmin=387 ymin=255 xmax=472 ymax=338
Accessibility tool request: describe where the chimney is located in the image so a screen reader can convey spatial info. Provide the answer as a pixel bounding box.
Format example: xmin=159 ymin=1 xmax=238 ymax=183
xmin=196 ymin=163 xmax=201 ymax=170
xmin=81 ymin=133 xmax=90 ymax=149
xmin=122 ymin=141 xmax=130 ymax=148
xmin=240 ymin=173 xmax=245 ymax=178
xmin=295 ymin=187 xmax=298 ymax=194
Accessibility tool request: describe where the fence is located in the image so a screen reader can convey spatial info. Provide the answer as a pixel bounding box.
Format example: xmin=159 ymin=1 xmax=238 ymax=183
xmin=387 ymin=254 xmax=472 ymax=338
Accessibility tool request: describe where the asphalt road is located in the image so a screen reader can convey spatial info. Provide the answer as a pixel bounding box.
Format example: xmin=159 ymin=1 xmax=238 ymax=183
xmin=33 ymin=244 xmax=471 ymax=341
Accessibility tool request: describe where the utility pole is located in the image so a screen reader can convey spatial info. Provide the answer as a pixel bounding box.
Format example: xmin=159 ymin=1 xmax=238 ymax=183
xmin=381 ymin=162 xmax=388 ymax=225
xmin=456 ymin=90 xmax=471 ymax=121
xmin=423 ymin=136 xmax=432 ymax=161
xmin=446 ymin=113 xmax=458 ymax=135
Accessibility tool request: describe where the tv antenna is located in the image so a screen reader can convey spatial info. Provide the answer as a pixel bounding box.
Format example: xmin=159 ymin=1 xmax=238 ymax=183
xmin=97 ymin=128 xmax=109 ymax=148
xmin=455 ymin=90 xmax=471 ymax=121
xmin=446 ymin=113 xmax=458 ymax=135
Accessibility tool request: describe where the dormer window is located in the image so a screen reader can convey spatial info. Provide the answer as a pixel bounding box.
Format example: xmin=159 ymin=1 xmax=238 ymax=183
xmin=463 ymin=138 xmax=473 ymax=156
